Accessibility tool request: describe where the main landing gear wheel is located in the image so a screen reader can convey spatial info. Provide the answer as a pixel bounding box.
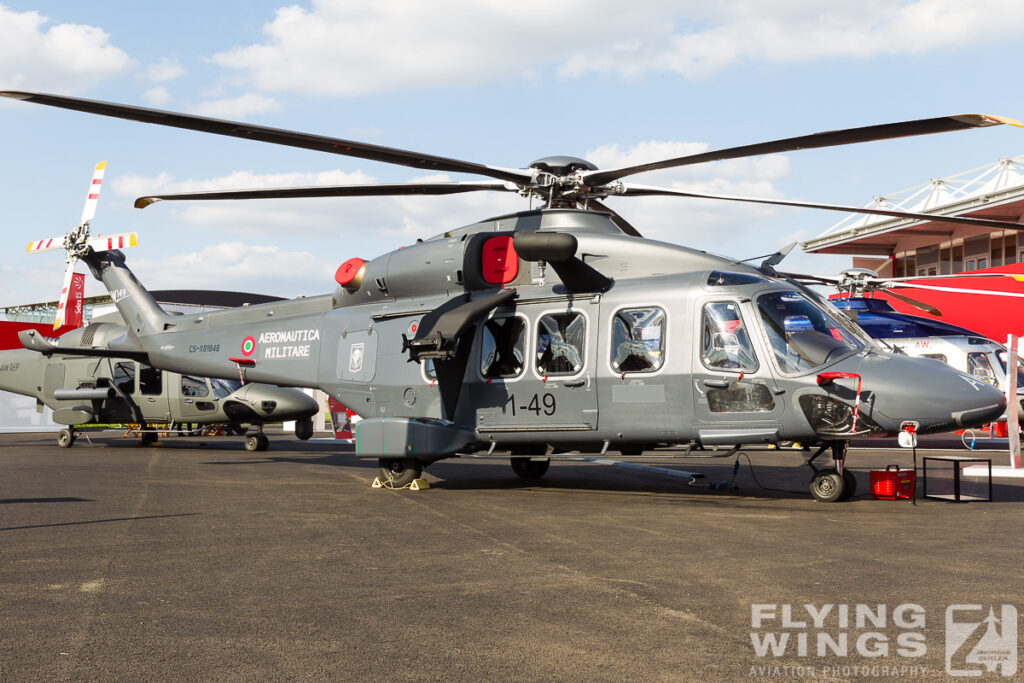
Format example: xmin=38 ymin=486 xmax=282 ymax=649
xmin=510 ymin=457 xmax=550 ymax=479
xmin=244 ymin=434 xmax=270 ymax=452
xmin=378 ymin=458 xmax=422 ymax=488
xmin=139 ymin=431 xmax=158 ymax=446
xmin=809 ymin=468 xmax=847 ymax=503
xmin=57 ymin=428 xmax=75 ymax=448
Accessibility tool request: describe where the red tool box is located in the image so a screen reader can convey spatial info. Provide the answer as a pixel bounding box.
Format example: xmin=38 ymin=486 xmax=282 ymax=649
xmin=870 ymin=465 xmax=915 ymax=500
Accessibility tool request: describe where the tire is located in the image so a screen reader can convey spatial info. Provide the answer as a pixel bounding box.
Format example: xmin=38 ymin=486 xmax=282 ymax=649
xmin=839 ymin=468 xmax=857 ymax=501
xmin=244 ymin=435 xmax=260 ymax=452
xmin=295 ymin=417 xmax=313 ymax=441
xmin=57 ymin=429 xmax=75 ymax=448
xmin=809 ymin=468 xmax=846 ymax=503
xmin=378 ymin=458 xmax=422 ymax=488
xmin=257 ymin=435 xmax=270 ymax=451
xmin=511 ymin=457 xmax=550 ymax=479
xmin=140 ymin=431 xmax=158 ymax=446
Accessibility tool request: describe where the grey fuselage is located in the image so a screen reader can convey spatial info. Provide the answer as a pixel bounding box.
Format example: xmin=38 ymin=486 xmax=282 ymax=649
xmin=79 ymin=209 xmax=1006 ymax=459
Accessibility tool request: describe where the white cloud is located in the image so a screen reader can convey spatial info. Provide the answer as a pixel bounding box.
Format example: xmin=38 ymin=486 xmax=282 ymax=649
xmin=206 ymin=0 xmax=1024 ymax=94
xmin=129 ymin=242 xmax=336 ymax=297
xmin=141 ymin=86 xmax=171 ymax=106
xmin=145 ymin=57 xmax=184 ymax=83
xmin=563 ymin=0 xmax=1024 ymax=79
xmin=189 ymin=93 xmax=282 ymax=120
xmin=0 ymin=5 xmax=134 ymax=92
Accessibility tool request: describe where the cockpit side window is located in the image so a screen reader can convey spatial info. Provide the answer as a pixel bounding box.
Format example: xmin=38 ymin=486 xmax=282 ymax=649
xmin=612 ymin=307 xmax=665 ymax=374
xmin=700 ymin=302 xmax=757 ymax=373
xmin=536 ymin=312 xmax=585 ymax=376
xmin=758 ymin=292 xmax=863 ymax=374
xmin=481 ymin=316 xmax=527 ymax=379
xmin=968 ymin=352 xmax=997 ymax=384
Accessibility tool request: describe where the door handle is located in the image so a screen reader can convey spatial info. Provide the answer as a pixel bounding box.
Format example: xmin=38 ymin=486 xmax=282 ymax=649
xmin=562 ymin=379 xmax=585 ymax=388
xmin=771 ymin=387 xmax=786 ymax=395
xmin=184 ymin=399 xmax=194 ymax=404
xmin=702 ymin=379 xmax=731 ymax=388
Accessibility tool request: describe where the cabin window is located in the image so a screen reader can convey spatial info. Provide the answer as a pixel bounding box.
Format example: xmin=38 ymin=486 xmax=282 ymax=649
xmin=536 ymin=312 xmax=585 ymax=376
xmin=181 ymin=375 xmax=210 ymax=398
xmin=611 ymin=307 xmax=665 ymax=373
xmin=480 ymin=316 xmax=527 ymax=379
xmin=700 ymin=302 xmax=757 ymax=373
xmin=114 ymin=362 xmax=136 ymax=394
xmin=139 ymin=364 xmax=163 ymax=396
xmin=921 ymin=354 xmax=948 ymax=364
xmin=423 ymin=359 xmax=437 ymax=383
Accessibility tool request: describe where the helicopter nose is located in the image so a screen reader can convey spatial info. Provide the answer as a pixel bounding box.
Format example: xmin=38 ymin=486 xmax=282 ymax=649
xmin=858 ymin=354 xmax=1006 ymax=434
xmin=224 ymin=384 xmax=319 ymax=422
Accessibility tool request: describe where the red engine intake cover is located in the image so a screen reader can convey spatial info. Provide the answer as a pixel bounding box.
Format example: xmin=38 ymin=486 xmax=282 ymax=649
xmin=481 ymin=236 xmax=518 ymax=286
xmin=335 ymin=257 xmax=366 ymax=286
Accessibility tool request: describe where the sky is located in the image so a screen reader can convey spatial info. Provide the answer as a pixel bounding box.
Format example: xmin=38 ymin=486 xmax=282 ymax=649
xmin=2 ymin=0 xmax=1024 ymax=305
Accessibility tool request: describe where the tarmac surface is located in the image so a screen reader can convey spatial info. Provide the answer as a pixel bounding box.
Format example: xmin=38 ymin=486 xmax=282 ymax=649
xmin=1 ymin=431 xmax=1022 ymax=681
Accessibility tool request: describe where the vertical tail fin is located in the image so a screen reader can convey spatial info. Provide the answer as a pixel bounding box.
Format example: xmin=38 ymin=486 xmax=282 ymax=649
xmin=81 ymin=250 xmax=174 ymax=337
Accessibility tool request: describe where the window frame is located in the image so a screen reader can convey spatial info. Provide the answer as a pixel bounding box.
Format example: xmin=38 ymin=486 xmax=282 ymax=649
xmin=607 ymin=304 xmax=668 ymax=376
xmin=532 ymin=307 xmax=589 ymax=380
xmin=476 ymin=312 xmax=530 ymax=383
xmin=699 ymin=300 xmax=759 ymax=375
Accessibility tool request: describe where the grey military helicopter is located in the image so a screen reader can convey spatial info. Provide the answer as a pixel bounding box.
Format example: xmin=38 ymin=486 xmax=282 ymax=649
xmin=2 ymin=160 xmax=321 ymax=450
xmin=4 ymin=91 xmax=1023 ymax=502
xmin=0 ymin=317 xmax=320 ymax=450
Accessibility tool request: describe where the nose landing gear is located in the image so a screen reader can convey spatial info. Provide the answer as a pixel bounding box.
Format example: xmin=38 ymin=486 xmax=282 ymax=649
xmin=807 ymin=441 xmax=856 ymax=502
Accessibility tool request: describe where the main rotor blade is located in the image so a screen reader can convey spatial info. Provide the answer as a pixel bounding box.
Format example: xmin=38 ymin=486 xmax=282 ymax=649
xmin=775 ymin=271 xmax=841 ymax=285
xmin=874 ymin=289 xmax=943 ymax=317
xmin=618 ymin=183 xmax=1024 ymax=232
xmin=135 ymin=180 xmax=514 ymax=208
xmin=1 ymin=91 xmax=534 ymax=185
xmin=584 ymin=114 xmax=1022 ymax=186
xmin=586 ymin=198 xmax=642 ymax=237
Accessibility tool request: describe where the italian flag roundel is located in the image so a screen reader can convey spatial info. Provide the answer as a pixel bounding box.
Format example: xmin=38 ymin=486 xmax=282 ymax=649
xmin=241 ymin=336 xmax=256 ymax=357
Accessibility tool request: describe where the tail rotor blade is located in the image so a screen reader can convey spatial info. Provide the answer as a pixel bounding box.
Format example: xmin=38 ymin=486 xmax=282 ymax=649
xmin=53 ymin=257 xmax=78 ymax=330
xmin=80 ymin=160 xmax=107 ymax=226
xmin=87 ymin=232 xmax=138 ymax=252
xmin=26 ymin=236 xmax=66 ymax=254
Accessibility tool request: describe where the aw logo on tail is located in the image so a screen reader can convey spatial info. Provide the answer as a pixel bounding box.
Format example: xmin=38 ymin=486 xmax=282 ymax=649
xmin=946 ymin=604 xmax=1018 ymax=677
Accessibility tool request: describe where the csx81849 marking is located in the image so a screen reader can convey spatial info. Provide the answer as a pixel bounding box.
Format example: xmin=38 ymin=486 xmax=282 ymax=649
xmin=505 ymin=393 xmax=556 ymax=417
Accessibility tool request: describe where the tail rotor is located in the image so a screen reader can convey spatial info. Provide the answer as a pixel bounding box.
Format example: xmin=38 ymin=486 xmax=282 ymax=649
xmin=25 ymin=161 xmax=138 ymax=329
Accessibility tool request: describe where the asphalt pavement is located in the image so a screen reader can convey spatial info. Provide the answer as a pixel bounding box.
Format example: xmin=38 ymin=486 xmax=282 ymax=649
xmin=1 ymin=431 xmax=1022 ymax=681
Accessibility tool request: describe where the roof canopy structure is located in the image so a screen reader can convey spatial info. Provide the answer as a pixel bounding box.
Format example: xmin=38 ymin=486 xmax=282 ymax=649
xmin=803 ymin=155 xmax=1024 ymax=256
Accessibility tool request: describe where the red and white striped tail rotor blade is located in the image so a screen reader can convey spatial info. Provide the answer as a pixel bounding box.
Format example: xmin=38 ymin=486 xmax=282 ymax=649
xmin=26 ymin=236 xmax=66 ymax=254
xmin=79 ymin=160 xmax=107 ymax=225
xmin=53 ymin=257 xmax=78 ymax=330
xmin=86 ymin=232 xmax=138 ymax=253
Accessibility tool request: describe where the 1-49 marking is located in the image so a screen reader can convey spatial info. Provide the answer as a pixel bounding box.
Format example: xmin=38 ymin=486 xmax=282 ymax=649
xmin=505 ymin=393 xmax=556 ymax=417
